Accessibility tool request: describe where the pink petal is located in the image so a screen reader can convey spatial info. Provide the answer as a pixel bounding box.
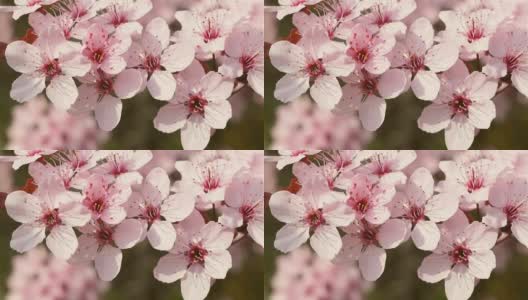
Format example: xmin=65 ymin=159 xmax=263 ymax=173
xmin=358 ymin=245 xmax=386 ymax=281
xmin=147 ymin=70 xmax=176 ymax=101
xmin=161 ymin=42 xmax=195 ymax=72
xmin=10 ymin=73 xmax=46 ymax=103
xmin=425 ymin=43 xmax=459 ymax=72
xmin=181 ymin=265 xmax=211 ymax=300
xmin=46 ymin=225 xmax=78 ymax=259
xmin=269 ymin=191 xmax=306 ymax=223
xmin=199 ymin=222 xmax=233 ymax=251
xmin=274 ymin=73 xmax=310 ymax=103
xmin=445 ymin=116 xmax=475 ymax=150
xmin=417 ymin=254 xmax=452 ymax=283
xmin=274 ymin=224 xmax=310 ymax=253
xmin=418 ymin=104 xmax=451 ymax=133
xmin=5 ymin=191 xmax=43 ymax=223
xmin=425 ymin=193 xmax=458 ymax=222
xmin=364 ymin=55 xmax=390 ymax=75
xmin=482 ymin=207 xmax=507 ymax=229
xmin=512 ymin=69 xmax=528 ymax=98
xmin=161 ymin=193 xmax=195 ymax=222
xmin=5 ymin=41 xmax=42 ymax=73
xmin=114 ymin=69 xmax=144 ymax=99
xmin=59 ymin=202 xmax=91 ymax=226
xmin=359 ymin=95 xmax=386 ymax=131
xmin=310 ymin=225 xmax=342 ymax=260
xmin=204 ymin=100 xmax=232 ymax=129
xmin=468 ymin=250 xmax=495 ymax=279
xmin=154 ymin=104 xmax=188 ymax=133
xmin=409 ymin=17 xmax=434 ymax=50
xmin=10 ymin=224 xmax=46 ymax=253
xmin=145 ymin=167 xmax=170 ymax=199
xmin=145 ymin=17 xmax=170 ymax=50
xmin=248 ymin=68 xmax=264 ymax=98
xmin=248 ymin=220 xmax=264 ymax=248
xmin=148 ymin=220 xmax=177 ymax=251
xmin=101 ymin=206 xmax=127 ymax=224
xmin=365 ymin=205 xmax=390 ymax=224
xmin=181 ymin=117 xmax=211 ymax=150
xmin=412 ymin=220 xmax=440 ymax=251
xmin=323 ymin=202 xmax=354 ymax=227
xmin=377 ymin=219 xmax=409 ymax=249
xmin=412 ymin=70 xmax=440 ymax=101
xmin=154 ymin=254 xmax=188 ymax=283
xmin=512 ymin=219 xmax=528 ymax=248
xmin=95 ymin=95 xmax=122 ymax=131
xmin=468 ymin=101 xmax=496 ymax=129
xmin=101 ymin=56 xmax=127 ymax=75
xmin=204 ymin=250 xmax=232 ymax=279
xmin=378 ymin=69 xmax=408 ymax=99
xmin=269 ymin=41 xmax=305 ymax=73
xmin=464 ymin=222 xmax=498 ymax=251
xmin=409 ymin=167 xmax=434 ymax=198
xmin=444 ymin=264 xmax=475 ymax=300
xmin=113 ymin=219 xmax=144 ymax=249
xmin=95 ymin=245 xmax=122 ymax=281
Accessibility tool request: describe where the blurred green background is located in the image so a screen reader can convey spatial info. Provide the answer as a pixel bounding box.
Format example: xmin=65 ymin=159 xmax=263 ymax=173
xmin=264 ymin=154 xmax=528 ymax=300
xmin=0 ymin=0 xmax=264 ymax=150
xmin=263 ymin=0 xmax=528 ymax=150
xmin=0 ymin=162 xmax=264 ymax=300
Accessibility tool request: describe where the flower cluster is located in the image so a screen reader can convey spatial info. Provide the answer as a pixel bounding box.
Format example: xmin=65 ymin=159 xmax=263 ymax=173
xmin=6 ymin=247 xmax=107 ymax=300
xmin=1 ymin=150 xmax=264 ymax=300
xmin=268 ymin=0 xmax=528 ymax=150
xmin=7 ymin=96 xmax=108 ymax=149
xmin=269 ymin=150 xmax=528 ymax=300
xmin=0 ymin=0 xmax=263 ymax=149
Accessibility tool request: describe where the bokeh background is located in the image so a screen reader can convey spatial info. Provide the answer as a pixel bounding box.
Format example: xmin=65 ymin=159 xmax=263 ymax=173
xmin=0 ymin=0 xmax=264 ymax=150
xmin=0 ymin=151 xmax=264 ymax=300
xmin=264 ymin=150 xmax=528 ymax=300
xmin=264 ymin=0 xmax=528 ymax=150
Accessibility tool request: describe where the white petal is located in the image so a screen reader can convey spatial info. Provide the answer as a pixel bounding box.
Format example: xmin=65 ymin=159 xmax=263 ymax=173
xmin=377 ymin=219 xmax=409 ymax=249
xmin=359 ymin=95 xmax=386 ymax=131
xmin=181 ymin=118 xmax=211 ymax=150
xmin=148 ymin=220 xmax=177 ymax=251
xmin=5 ymin=191 xmax=43 ymax=223
xmin=269 ymin=41 xmax=305 ymax=73
xmin=10 ymin=224 xmax=46 ymax=253
xmin=445 ymin=265 xmax=475 ymax=300
xmin=512 ymin=219 xmax=528 ymax=248
xmin=113 ymin=219 xmax=144 ymax=249
xmin=418 ymin=104 xmax=451 ymax=133
xmin=95 ymin=95 xmax=122 ymax=131
xmin=148 ymin=70 xmax=176 ymax=101
xmin=10 ymin=74 xmax=45 ymax=103
xmin=269 ymin=191 xmax=305 ymax=223
xmin=46 ymin=76 xmax=78 ymax=110
xmin=359 ymin=245 xmax=386 ymax=281
xmin=425 ymin=43 xmax=459 ymax=72
xmin=161 ymin=42 xmax=195 ymax=72
xmin=161 ymin=193 xmax=195 ymax=222
xmin=310 ymin=75 xmax=342 ymax=110
xmin=204 ymin=250 xmax=232 ymax=279
xmin=114 ymin=69 xmax=144 ymax=99
xmin=181 ymin=265 xmax=211 ymax=300
xmin=468 ymin=101 xmax=496 ymax=129
xmin=274 ymin=224 xmax=310 ymax=253
xmin=247 ymin=220 xmax=264 ymax=247
xmin=310 ymin=225 xmax=342 ymax=260
xmin=5 ymin=41 xmax=42 ymax=73
xmin=378 ymin=69 xmax=408 ymax=99
xmin=95 ymin=245 xmax=122 ymax=281
xmin=274 ymin=73 xmax=310 ymax=103
xmin=46 ymin=225 xmax=78 ymax=259
xmin=468 ymin=250 xmax=496 ymax=279
xmin=412 ymin=220 xmax=440 ymax=251
xmin=412 ymin=71 xmax=441 ymax=101
xmin=154 ymin=104 xmax=188 ymax=133
xmin=153 ymin=254 xmax=188 ymax=283
xmin=425 ymin=193 xmax=459 ymax=222
xmin=204 ymin=100 xmax=232 ymax=129
xmin=445 ymin=117 xmax=475 ymax=150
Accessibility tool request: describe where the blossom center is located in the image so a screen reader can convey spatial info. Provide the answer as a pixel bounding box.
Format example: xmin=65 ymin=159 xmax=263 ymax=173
xmin=111 ymin=164 xmax=128 ymax=176
xmin=407 ymin=205 xmax=425 ymax=224
xmin=28 ymin=0 xmax=41 ymax=6
xmin=240 ymin=204 xmax=256 ymax=223
xmin=407 ymin=55 xmax=425 ymax=75
xmin=91 ymin=48 xmax=106 ymax=64
xmin=449 ymin=94 xmax=472 ymax=116
xmin=144 ymin=55 xmax=161 ymax=75
xmin=466 ymin=171 xmax=484 ymax=193
xmin=305 ymin=59 xmax=325 ymax=79
xmin=186 ymin=94 xmax=209 ymax=115
xmin=203 ymin=20 xmax=221 ymax=43
xmin=41 ymin=209 xmax=62 ymax=229
xmin=466 ymin=20 xmax=485 ymax=43
xmin=504 ymin=54 xmax=522 ymax=73
xmin=504 ymin=204 xmax=521 ymax=223
xmin=240 ymin=54 xmax=258 ymax=73
xmin=97 ymin=77 xmax=114 ymax=95
xmin=352 ymin=48 xmax=370 ymax=64
xmin=450 ymin=244 xmax=472 ymax=265
xmin=360 ymin=76 xmax=378 ymax=95
xmin=144 ymin=205 xmax=161 ymax=224
xmin=186 ymin=244 xmax=208 ymax=265
xmin=41 ymin=59 xmax=62 ymax=78
xmin=360 ymin=224 xmax=378 ymax=245
xmin=305 ymin=209 xmax=325 ymax=228
xmin=90 ymin=198 xmax=107 ymax=214
xmin=96 ymin=224 xmax=114 ymax=245
xmin=292 ymin=0 xmax=306 ymax=6
xmin=373 ymin=5 xmax=391 ymax=26
xmin=349 ymin=197 xmax=370 ymax=215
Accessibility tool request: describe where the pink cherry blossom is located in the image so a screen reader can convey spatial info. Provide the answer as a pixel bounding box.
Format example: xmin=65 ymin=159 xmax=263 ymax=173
xmin=74 ymin=69 xmax=144 ymax=131
xmin=12 ymin=150 xmax=56 ymax=170
xmin=127 ymin=167 xmax=195 ymax=250
xmin=338 ymin=69 xmax=408 ymax=131
xmin=276 ymin=150 xmax=321 ymax=170
xmin=391 ymin=167 xmax=459 ymax=250
xmin=174 ymin=8 xmax=235 ymax=60
xmin=97 ymin=0 xmax=153 ymax=35
xmin=126 ymin=17 xmax=195 ymax=100
xmin=220 ymin=171 xmax=264 ymax=247
xmin=73 ymin=219 xmax=144 ymax=281
xmin=154 ymin=60 xmax=234 ymax=150
xmin=337 ymin=219 xmax=409 ymax=281
xmin=81 ymin=175 xmax=131 ymax=224
xmin=438 ymin=8 xmax=500 ymax=60
xmin=345 ymin=23 xmax=395 ymax=75
xmin=417 ymin=213 xmax=497 ymax=300
xmin=220 ymin=23 xmax=264 ymax=97
xmin=484 ymin=26 xmax=528 ymax=98
xmin=9 ymin=0 xmax=59 ymax=20
xmin=275 ymin=0 xmax=324 ymax=21
xmin=418 ymin=61 xmax=498 ymax=150
xmin=343 ymin=173 xmax=395 ymax=224
xmin=5 ymin=190 xmax=90 ymax=259
xmin=358 ymin=150 xmax=417 ymax=184
xmin=82 ymin=23 xmax=131 ymax=75
xmin=483 ymin=174 xmax=528 ymax=248
xmin=96 ymin=150 xmax=153 ymax=184
xmin=358 ymin=0 xmax=417 ymax=35
xmin=437 ymin=157 xmax=501 ymax=210
xmin=5 ymin=30 xmax=91 ymax=110
xmin=391 ymin=17 xmax=459 ymax=100
xmin=269 ymin=31 xmax=355 ymax=109
xmin=154 ymin=220 xmax=234 ymax=300
xmin=270 ymin=191 xmax=354 ymax=259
